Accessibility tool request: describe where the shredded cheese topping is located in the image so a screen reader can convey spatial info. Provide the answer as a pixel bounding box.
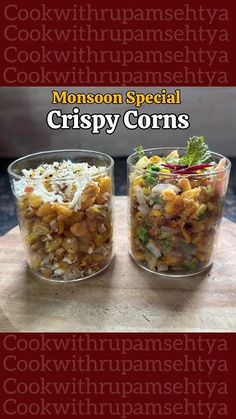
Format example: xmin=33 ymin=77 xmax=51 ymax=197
xmin=14 ymin=160 xmax=107 ymax=209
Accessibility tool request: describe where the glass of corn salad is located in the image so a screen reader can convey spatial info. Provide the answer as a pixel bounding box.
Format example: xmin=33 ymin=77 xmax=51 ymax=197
xmin=8 ymin=150 xmax=114 ymax=281
xmin=127 ymin=137 xmax=231 ymax=276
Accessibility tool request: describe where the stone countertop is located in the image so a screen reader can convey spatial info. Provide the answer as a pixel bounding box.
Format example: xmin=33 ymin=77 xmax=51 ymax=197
xmin=0 ymin=197 xmax=235 ymax=332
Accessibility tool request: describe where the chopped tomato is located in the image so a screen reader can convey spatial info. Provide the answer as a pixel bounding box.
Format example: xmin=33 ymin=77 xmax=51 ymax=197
xmin=24 ymin=186 xmax=34 ymax=193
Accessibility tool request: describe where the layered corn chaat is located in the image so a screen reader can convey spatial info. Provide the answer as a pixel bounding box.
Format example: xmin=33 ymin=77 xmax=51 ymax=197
xmin=14 ymin=160 xmax=113 ymax=280
xmin=129 ymin=137 xmax=230 ymax=275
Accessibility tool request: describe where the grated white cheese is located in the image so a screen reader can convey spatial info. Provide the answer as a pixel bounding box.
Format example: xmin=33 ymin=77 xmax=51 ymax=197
xmin=69 ymin=175 xmax=93 ymax=209
xmin=21 ymin=160 xmax=106 ymax=180
xmin=14 ymin=159 xmax=107 ymax=207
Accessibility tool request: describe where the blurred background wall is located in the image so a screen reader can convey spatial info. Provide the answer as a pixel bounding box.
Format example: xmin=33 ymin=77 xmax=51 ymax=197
xmin=0 ymin=87 xmax=235 ymax=157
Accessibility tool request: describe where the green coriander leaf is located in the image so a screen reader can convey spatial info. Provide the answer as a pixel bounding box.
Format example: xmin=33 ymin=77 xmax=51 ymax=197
xmin=134 ymin=145 xmax=145 ymax=159
xmin=180 ymin=136 xmax=211 ymax=166
xmin=153 ymin=195 xmax=164 ymax=205
xmin=147 ymin=164 xmax=161 ymax=172
xmin=198 ymin=210 xmax=211 ymax=221
xmin=143 ymin=217 xmax=151 ymax=229
xmin=145 ymin=163 xmax=161 ymax=185
xmin=159 ymin=239 xmax=172 ymax=253
xmin=183 ymin=260 xmax=198 ymax=271
xmin=138 ymin=227 xmax=149 ymax=247
xmin=146 ymin=175 xmax=156 ymax=185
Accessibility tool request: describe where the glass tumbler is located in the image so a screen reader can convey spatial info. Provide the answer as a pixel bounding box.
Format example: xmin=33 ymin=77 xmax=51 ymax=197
xmin=127 ymin=148 xmax=231 ymax=277
xmin=8 ymin=150 xmax=114 ymax=282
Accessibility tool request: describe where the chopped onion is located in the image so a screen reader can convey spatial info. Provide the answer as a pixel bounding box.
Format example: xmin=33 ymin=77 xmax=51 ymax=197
xmin=136 ymin=185 xmax=149 ymax=214
xmin=135 ymin=156 xmax=150 ymax=169
xmin=146 ymin=253 xmax=157 ymax=271
xmin=160 ymin=226 xmax=178 ymax=234
xmin=146 ymin=240 xmax=161 ymax=258
xmin=152 ymin=183 xmax=180 ymax=194
xmin=181 ymin=242 xmax=197 ymax=256
xmin=158 ymin=264 xmax=168 ymax=272
xmin=215 ymin=157 xmax=227 ymax=171
xmin=137 ymin=205 xmax=149 ymax=215
xmin=136 ymin=185 xmax=146 ymax=205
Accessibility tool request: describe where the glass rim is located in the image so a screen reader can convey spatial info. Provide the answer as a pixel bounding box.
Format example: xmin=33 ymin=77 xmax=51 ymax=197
xmin=7 ymin=149 xmax=114 ymax=181
xmin=127 ymin=147 xmax=231 ymax=177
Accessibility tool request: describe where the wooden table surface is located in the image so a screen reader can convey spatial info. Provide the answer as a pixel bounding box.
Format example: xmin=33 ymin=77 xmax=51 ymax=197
xmin=0 ymin=197 xmax=235 ymax=332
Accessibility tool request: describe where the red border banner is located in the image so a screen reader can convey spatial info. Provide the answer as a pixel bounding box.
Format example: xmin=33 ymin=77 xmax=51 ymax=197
xmin=0 ymin=0 xmax=236 ymax=86
xmin=0 ymin=333 xmax=235 ymax=418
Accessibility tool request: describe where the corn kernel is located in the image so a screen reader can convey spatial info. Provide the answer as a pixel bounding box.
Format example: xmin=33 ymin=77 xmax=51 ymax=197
xmin=36 ymin=202 xmax=55 ymax=217
xmin=41 ymin=215 xmax=55 ymax=225
xmin=133 ymin=177 xmax=145 ymax=188
xmin=163 ymin=255 xmax=182 ymax=266
xmin=160 ymin=168 xmax=170 ymax=174
xmin=45 ymin=237 xmax=62 ymax=252
xmin=26 ymin=232 xmax=38 ymax=245
xmin=182 ymin=199 xmax=199 ymax=218
xmin=98 ymin=176 xmax=112 ymax=194
xmin=134 ymin=249 xmax=146 ymax=261
xmin=62 ymin=237 xmax=79 ymax=253
xmin=28 ymin=194 xmax=43 ymax=208
xmin=178 ymin=178 xmax=191 ymax=191
xmin=162 ymin=189 xmax=177 ymax=202
xmin=52 ymin=203 xmax=73 ymax=217
xmin=43 ymin=180 xmax=53 ymax=192
xmin=150 ymin=156 xmax=162 ymax=164
xmin=59 ymin=262 xmax=69 ymax=270
xmin=31 ymin=254 xmax=42 ymax=269
xmin=143 ymin=187 xmax=151 ymax=195
xmin=135 ymin=211 xmax=144 ymax=224
xmin=57 ymin=216 xmax=65 ymax=234
xmin=32 ymin=223 xmax=49 ymax=237
xmin=180 ymin=226 xmax=192 ymax=243
xmin=22 ymin=207 xmax=36 ymax=218
xmin=182 ymin=188 xmax=201 ymax=200
xmin=91 ymin=253 xmax=106 ymax=263
xmin=86 ymin=206 xmax=103 ymax=219
xmin=18 ymin=200 xmax=27 ymax=209
xmin=77 ymin=242 xmax=92 ymax=253
xmin=196 ymin=204 xmax=207 ymax=218
xmin=93 ymin=233 xmax=105 ymax=247
xmin=84 ymin=255 xmax=93 ymax=266
xmin=87 ymin=218 xmax=97 ymax=232
xmin=165 ymin=196 xmax=184 ymax=216
xmin=64 ymin=212 xmax=84 ymax=226
xmin=81 ymin=183 xmax=99 ymax=210
xmin=70 ymin=220 xmax=89 ymax=238
xmin=207 ymin=202 xmax=215 ymax=211
xmin=40 ymin=267 xmax=52 ymax=277
xmin=149 ymin=209 xmax=162 ymax=218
